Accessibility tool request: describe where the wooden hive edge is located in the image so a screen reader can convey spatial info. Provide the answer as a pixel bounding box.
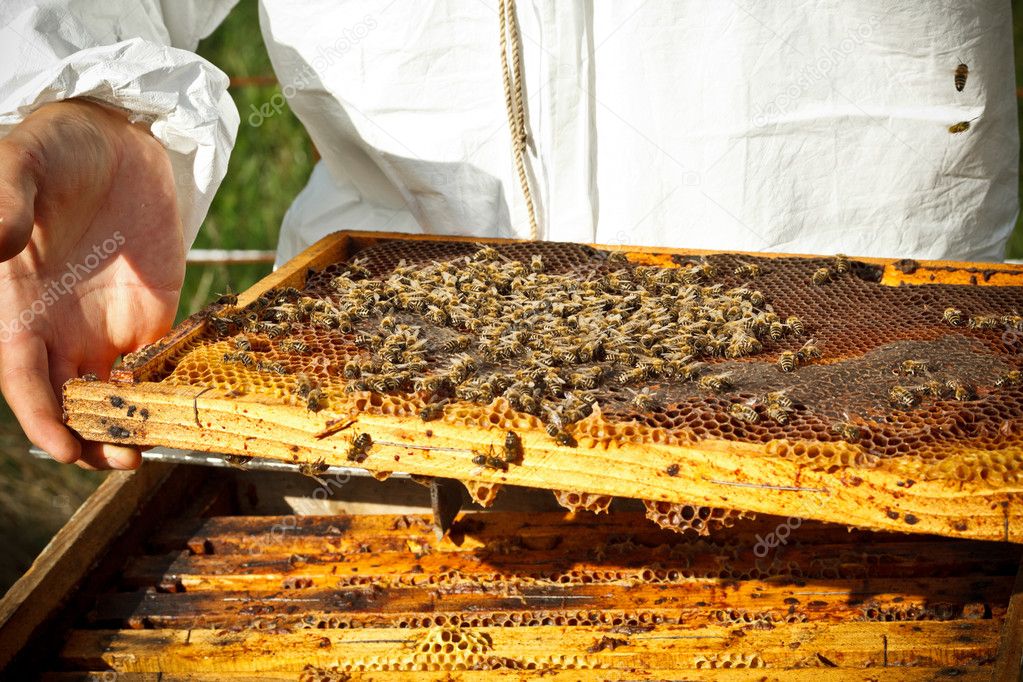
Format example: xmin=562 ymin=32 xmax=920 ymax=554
xmin=63 ymin=379 xmax=1023 ymax=542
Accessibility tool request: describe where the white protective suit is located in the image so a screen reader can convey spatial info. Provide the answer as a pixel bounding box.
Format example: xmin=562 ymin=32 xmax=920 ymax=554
xmin=0 ymin=1 xmax=1018 ymax=265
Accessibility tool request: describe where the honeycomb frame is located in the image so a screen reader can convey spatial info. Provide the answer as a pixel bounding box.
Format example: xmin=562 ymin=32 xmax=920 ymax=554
xmin=62 ymin=231 xmax=1023 ymax=542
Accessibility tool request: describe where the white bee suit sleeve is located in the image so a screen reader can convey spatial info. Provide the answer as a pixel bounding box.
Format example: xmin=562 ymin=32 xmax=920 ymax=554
xmin=264 ymin=1 xmax=1018 ymax=263
xmin=0 ymin=0 xmax=240 ymax=248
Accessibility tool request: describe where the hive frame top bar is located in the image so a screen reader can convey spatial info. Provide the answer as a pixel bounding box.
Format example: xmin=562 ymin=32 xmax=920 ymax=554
xmin=61 ymin=230 xmax=1023 ymax=543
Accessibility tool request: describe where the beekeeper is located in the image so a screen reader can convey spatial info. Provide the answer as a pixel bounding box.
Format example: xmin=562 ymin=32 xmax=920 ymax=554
xmin=0 ymin=1 xmax=1017 ymax=469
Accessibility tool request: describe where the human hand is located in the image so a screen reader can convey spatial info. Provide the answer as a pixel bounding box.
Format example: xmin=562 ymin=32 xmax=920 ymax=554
xmin=0 ymin=99 xmax=185 ymax=469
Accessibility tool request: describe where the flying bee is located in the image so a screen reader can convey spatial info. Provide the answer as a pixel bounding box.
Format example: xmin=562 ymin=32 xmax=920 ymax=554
xmin=730 ymin=401 xmax=760 ymax=424
xmin=733 ymin=262 xmax=764 ymax=278
xmin=223 ymin=351 xmax=255 ymax=367
xmin=277 ymin=340 xmax=310 ymax=354
xmin=346 ymin=433 xmax=373 ymax=463
xmin=948 ymin=117 xmax=978 ymax=134
xmin=995 ymin=370 xmax=1022 ymax=388
xmin=945 ymin=379 xmax=975 ymax=401
xmin=769 ymin=321 xmax=785 ymax=341
xmin=503 ymin=431 xmax=523 ymax=464
xmin=699 ymin=372 xmax=733 ymax=391
xmin=889 ymin=385 xmax=919 ymax=408
xmin=811 ymin=267 xmax=833 ymax=285
xmin=214 ymin=290 xmax=238 ymax=306
xmin=954 ymin=61 xmax=968 ymax=92
xmin=786 ymin=315 xmax=805 ymax=336
xmin=419 ymin=401 xmax=447 ymax=421
xmin=305 ymin=388 xmax=324 ymax=412
xmin=831 ymin=421 xmax=863 ymax=442
xmin=899 ymin=359 xmax=930 ymax=376
xmin=530 ymin=255 xmax=545 ymax=273
xmin=833 ymin=253 xmax=850 ymax=274
xmin=943 ymin=308 xmax=964 ymax=326
xmin=778 ymin=350 xmax=797 ymax=373
xmin=472 ymin=450 xmax=508 ymax=471
xmin=968 ymin=315 xmax=1000 ymax=330
xmin=796 ymin=339 xmax=822 ymax=363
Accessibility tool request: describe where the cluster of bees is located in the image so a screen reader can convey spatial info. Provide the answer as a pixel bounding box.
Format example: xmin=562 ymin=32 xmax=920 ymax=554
xmin=313 ymin=246 xmax=822 ymax=445
xmin=810 ymin=253 xmax=850 ymax=286
xmin=942 ymin=307 xmax=1023 ymax=331
xmin=204 ymin=246 xmax=828 ymax=447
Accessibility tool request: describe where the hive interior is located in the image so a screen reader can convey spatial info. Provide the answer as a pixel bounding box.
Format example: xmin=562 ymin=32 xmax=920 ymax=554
xmin=156 ymin=239 xmax=1023 ymax=501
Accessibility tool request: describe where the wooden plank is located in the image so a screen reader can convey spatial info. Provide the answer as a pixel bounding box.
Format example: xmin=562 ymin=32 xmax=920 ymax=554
xmin=58 ymin=621 xmax=1003 ymax=672
xmin=86 ymin=575 xmax=1015 ymax=630
xmin=149 ymin=512 xmax=931 ymax=556
xmin=0 ymin=463 xmax=176 ymax=670
xmin=37 ymin=668 xmax=998 ymax=681
xmin=62 ymin=380 xmax=1023 ymax=543
xmin=37 ymin=668 xmax=999 ymax=681
xmin=120 ymin=540 xmax=1022 ymax=592
xmin=993 ymin=556 xmax=1023 ymax=681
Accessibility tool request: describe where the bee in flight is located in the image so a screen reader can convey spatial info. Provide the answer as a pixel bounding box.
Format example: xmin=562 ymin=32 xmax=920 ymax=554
xmin=954 ymin=61 xmax=968 ymax=92
xmin=948 ymin=116 xmax=979 ymax=135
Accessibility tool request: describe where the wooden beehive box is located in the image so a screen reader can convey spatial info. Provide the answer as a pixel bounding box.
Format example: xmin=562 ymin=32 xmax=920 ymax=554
xmin=61 ymin=231 xmax=1023 ymax=541
xmin=1 ymin=465 xmax=1021 ymax=678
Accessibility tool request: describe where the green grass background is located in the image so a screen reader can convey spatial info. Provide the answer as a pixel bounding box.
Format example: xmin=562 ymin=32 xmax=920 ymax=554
xmin=1 ymin=0 xmax=1021 ymax=595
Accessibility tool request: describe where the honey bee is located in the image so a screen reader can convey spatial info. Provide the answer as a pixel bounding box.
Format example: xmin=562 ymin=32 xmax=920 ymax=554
xmin=258 ymin=361 xmax=291 ymax=375
xmin=942 ymin=308 xmax=964 ymax=327
xmin=765 ymin=390 xmax=794 ymax=410
xmin=223 ymin=454 xmax=253 ymax=469
xmin=922 ymin=379 xmax=950 ymax=398
xmin=954 ymin=61 xmax=968 ymax=92
xmin=1001 ymin=314 xmax=1023 ymax=331
xmin=294 ymin=373 xmax=318 ymax=398
xmin=530 ymin=255 xmax=545 ymax=273
xmin=223 ymin=351 xmax=255 ymax=366
xmin=948 ymin=120 xmax=973 ymax=134
xmin=899 ymin=359 xmax=930 ymax=376
xmin=472 ymin=451 xmax=508 ymax=471
xmin=346 ymin=433 xmax=373 ymax=463
xmin=441 ymin=335 xmax=473 ymax=353
xmin=447 ymin=354 xmax=478 ymax=383
xmin=833 ymin=254 xmax=850 ymax=274
xmin=416 ymin=374 xmax=451 ymax=394
xmin=945 ymin=379 xmax=975 ymax=401
xmin=796 ymin=339 xmax=822 ymax=363
xmin=473 ymin=246 xmax=499 ymax=262
xmin=207 ymin=316 xmax=237 ymax=336
xmin=730 ymin=402 xmax=760 ymax=424
xmin=889 ymin=385 xmax=919 ymax=408
xmin=503 ymin=431 xmax=523 ymax=464
xmin=733 ymin=262 xmax=763 ymax=278
xmin=277 ymin=340 xmax=310 ymax=354
xmin=606 ymin=251 xmax=629 ymax=267
xmin=297 ymin=459 xmax=329 ymax=479
xmin=628 ymin=387 xmax=660 ymax=411
xmin=698 ymin=372 xmax=733 ymax=391
xmin=831 ymin=421 xmax=863 ymax=442
xmin=769 ymin=321 xmax=785 ymax=341
xmin=255 ymin=321 xmax=288 ymax=338
xmin=785 ymin=316 xmax=805 ymax=336
xmin=778 ymin=350 xmax=797 ymax=373
xmin=234 ymin=336 xmax=252 ymax=351
xmin=419 ymin=401 xmax=447 ymax=421
xmin=343 ymin=361 xmax=362 ymax=379
xmin=968 ymin=315 xmax=999 ymax=330
xmin=995 ymin=370 xmax=1022 ymax=388
xmin=726 ymin=331 xmax=762 ymax=358
xmin=765 ymin=400 xmax=793 ymax=424
xmin=426 ymin=305 xmax=449 ymax=325
xmin=306 ymin=388 xmax=324 ymax=412
xmin=811 ymin=267 xmax=832 ymax=285
xmin=214 ymin=290 xmax=238 ymax=306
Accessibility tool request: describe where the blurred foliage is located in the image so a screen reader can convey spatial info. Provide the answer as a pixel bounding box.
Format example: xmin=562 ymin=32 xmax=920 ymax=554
xmin=1007 ymin=0 xmax=1023 ymax=259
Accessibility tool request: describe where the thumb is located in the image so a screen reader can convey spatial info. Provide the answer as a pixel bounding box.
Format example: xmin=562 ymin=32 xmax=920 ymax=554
xmin=0 ymin=138 xmax=41 ymax=262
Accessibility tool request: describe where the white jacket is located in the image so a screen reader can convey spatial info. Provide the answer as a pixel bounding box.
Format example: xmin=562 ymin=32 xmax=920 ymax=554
xmin=1 ymin=1 xmax=1017 ymax=264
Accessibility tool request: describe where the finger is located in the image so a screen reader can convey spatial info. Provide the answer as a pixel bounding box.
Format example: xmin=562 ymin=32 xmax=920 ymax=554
xmin=78 ymin=441 xmax=141 ymax=470
xmin=0 ymin=137 xmax=41 ymax=261
xmin=0 ymin=334 xmax=80 ymax=464
xmin=48 ymin=354 xmax=78 ymax=403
